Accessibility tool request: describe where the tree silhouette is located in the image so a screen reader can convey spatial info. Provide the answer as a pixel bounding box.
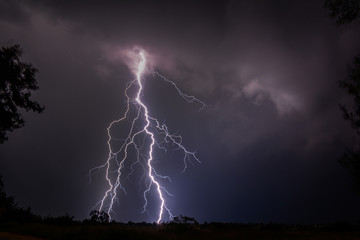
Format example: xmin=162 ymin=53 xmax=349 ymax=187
xmin=0 ymin=175 xmax=16 ymax=215
xmin=325 ymin=0 xmax=360 ymax=192
xmin=0 ymin=175 xmax=41 ymax=222
xmin=338 ymin=56 xmax=360 ymax=192
xmin=89 ymin=210 xmax=110 ymax=223
xmin=324 ymin=0 xmax=360 ymax=25
xmin=0 ymin=44 xmax=44 ymax=143
xmin=171 ymin=215 xmax=199 ymax=225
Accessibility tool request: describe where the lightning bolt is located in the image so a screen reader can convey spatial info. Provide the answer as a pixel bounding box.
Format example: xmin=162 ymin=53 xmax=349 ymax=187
xmin=90 ymin=50 xmax=205 ymax=223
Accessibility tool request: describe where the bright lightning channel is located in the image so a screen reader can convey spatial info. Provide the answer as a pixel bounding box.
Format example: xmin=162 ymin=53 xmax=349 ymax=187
xmin=90 ymin=50 xmax=205 ymax=224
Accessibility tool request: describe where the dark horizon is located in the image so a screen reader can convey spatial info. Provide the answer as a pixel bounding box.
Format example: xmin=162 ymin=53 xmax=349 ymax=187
xmin=1 ymin=0 xmax=360 ymax=224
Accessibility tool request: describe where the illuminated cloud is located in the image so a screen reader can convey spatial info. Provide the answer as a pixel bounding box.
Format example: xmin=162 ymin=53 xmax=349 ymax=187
xmin=243 ymin=78 xmax=302 ymax=116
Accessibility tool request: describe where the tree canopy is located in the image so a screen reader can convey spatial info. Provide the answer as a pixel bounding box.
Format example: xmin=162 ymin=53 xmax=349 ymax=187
xmin=0 ymin=44 xmax=44 ymax=143
xmin=338 ymin=56 xmax=360 ymax=192
xmin=324 ymin=0 xmax=360 ymax=25
xmin=325 ymin=0 xmax=360 ymax=192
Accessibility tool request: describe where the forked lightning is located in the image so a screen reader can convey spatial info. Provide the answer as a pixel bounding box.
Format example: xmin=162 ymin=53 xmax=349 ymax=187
xmin=90 ymin=50 xmax=205 ymax=223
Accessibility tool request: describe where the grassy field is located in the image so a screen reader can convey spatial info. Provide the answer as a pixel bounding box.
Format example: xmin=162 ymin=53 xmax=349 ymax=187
xmin=1 ymin=222 xmax=360 ymax=240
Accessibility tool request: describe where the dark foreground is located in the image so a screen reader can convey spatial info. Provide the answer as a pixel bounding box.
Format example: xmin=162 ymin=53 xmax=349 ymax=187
xmin=1 ymin=222 xmax=360 ymax=240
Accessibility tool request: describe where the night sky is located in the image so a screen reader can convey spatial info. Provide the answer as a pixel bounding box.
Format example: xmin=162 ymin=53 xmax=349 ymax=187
xmin=1 ymin=0 xmax=360 ymax=224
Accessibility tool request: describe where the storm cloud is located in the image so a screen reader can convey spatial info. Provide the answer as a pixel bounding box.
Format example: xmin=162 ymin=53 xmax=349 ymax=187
xmin=0 ymin=0 xmax=360 ymax=223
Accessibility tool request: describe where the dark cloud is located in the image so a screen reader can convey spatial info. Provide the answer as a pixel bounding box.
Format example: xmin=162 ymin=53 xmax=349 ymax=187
xmin=0 ymin=0 xmax=359 ymax=223
xmin=0 ymin=0 xmax=31 ymax=25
